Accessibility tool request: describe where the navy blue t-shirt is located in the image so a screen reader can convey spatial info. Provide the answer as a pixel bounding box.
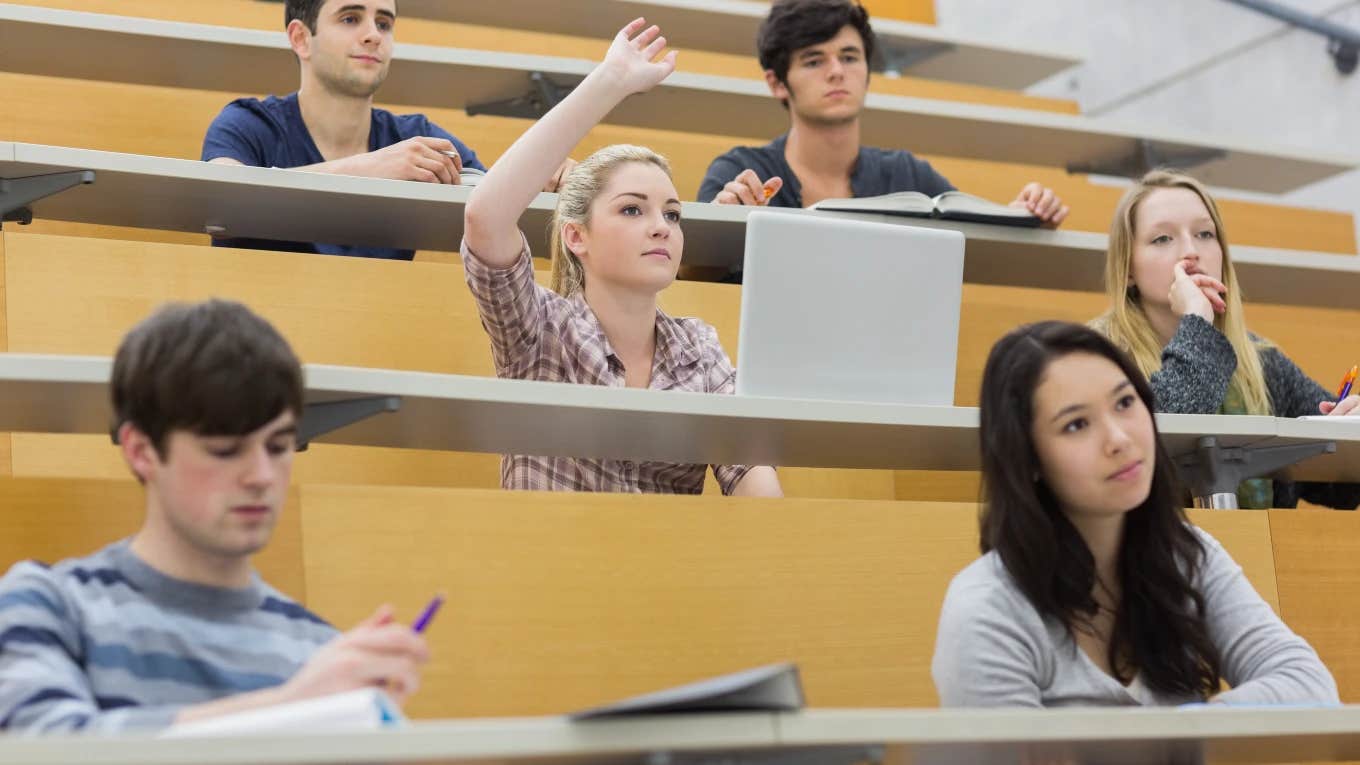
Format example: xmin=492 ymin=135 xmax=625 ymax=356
xmin=201 ymin=93 xmax=485 ymax=261
xmin=696 ymin=133 xmax=954 ymax=207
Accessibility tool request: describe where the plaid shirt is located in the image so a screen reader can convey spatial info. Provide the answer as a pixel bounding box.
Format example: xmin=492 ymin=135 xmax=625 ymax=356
xmin=463 ymin=238 xmax=753 ymax=494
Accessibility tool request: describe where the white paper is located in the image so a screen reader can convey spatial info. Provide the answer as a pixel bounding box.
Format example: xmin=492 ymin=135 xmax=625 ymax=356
xmin=161 ymin=688 xmax=404 ymax=738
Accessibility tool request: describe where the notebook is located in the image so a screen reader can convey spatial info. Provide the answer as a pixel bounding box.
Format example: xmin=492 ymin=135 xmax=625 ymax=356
xmin=736 ymin=210 xmax=964 ymax=406
xmin=570 ymin=663 xmax=804 ymax=720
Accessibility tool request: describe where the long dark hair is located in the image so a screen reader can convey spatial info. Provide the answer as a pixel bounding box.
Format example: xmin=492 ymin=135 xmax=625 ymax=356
xmin=978 ymin=321 xmax=1221 ymax=699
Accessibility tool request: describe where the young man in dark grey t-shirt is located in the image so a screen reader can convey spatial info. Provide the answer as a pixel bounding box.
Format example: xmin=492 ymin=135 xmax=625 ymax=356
xmin=698 ymin=0 xmax=1069 ymax=226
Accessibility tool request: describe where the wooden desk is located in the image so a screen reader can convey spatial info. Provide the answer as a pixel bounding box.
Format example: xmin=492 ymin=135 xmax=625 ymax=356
xmin=389 ymin=0 xmax=1083 ymax=89
xmin=4 ymin=143 xmax=1358 ymax=309
xmin=3 ymin=706 xmax=1360 ymax=764
xmin=0 ymin=5 xmax=1353 ymax=192
xmin=4 ymin=352 xmax=1353 ymax=480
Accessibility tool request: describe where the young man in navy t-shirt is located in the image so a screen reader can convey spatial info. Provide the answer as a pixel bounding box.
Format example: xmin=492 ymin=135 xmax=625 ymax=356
xmin=697 ymin=0 xmax=1068 ymax=227
xmin=202 ymin=0 xmax=571 ymax=260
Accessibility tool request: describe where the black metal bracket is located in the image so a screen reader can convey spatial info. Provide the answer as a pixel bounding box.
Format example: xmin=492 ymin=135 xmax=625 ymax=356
xmin=0 ymin=170 xmax=95 ymax=228
xmin=645 ymin=744 xmax=883 ymax=765
xmin=1329 ymin=37 xmax=1358 ymax=75
xmin=877 ymin=41 xmax=955 ymax=77
xmin=1174 ymin=436 xmax=1336 ymax=509
xmin=1067 ymin=139 xmax=1227 ymax=179
xmin=1225 ymin=0 xmax=1360 ymax=76
xmin=297 ymin=396 xmax=402 ymax=451
xmin=466 ymin=71 xmax=576 ymax=120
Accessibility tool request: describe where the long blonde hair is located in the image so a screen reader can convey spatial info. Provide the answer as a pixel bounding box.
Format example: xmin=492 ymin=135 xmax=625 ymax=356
xmin=1093 ymin=169 xmax=1273 ymax=415
xmin=548 ymin=144 xmax=674 ymax=296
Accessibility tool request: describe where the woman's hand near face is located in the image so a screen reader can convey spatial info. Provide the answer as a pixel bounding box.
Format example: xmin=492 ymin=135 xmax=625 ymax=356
xmin=1168 ymin=260 xmax=1227 ymax=323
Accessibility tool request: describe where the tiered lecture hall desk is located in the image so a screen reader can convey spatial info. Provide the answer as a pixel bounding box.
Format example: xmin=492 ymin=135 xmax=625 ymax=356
xmin=5 ymin=706 xmax=1360 ymax=764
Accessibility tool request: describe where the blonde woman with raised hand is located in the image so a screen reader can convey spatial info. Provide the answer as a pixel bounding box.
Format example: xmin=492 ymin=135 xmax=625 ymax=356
xmin=461 ymin=18 xmax=781 ymax=497
xmin=1092 ymin=169 xmax=1359 ymax=509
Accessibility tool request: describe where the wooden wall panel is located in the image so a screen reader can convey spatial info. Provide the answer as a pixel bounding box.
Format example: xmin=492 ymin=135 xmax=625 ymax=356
xmin=301 ymin=488 xmax=982 ymax=716
xmin=930 ymin=156 xmax=1358 ymax=255
xmin=862 ymin=0 xmax=937 ymax=24
xmin=0 ymin=477 xmax=306 ymax=603
xmin=0 ymin=479 xmax=1288 ymax=718
xmin=1269 ymin=509 xmax=1360 ymax=703
xmin=298 ymin=488 xmax=1278 ymax=718
xmin=0 ymin=233 xmax=9 ymax=477
xmin=2 ymin=70 xmax=1352 ymax=253
xmin=11 ymin=1 xmax=1033 ymax=110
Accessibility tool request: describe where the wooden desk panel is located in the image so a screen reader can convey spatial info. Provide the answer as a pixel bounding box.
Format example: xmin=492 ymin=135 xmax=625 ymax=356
xmin=1269 ymin=509 xmax=1360 ymax=703
xmin=300 ymin=488 xmax=983 ymax=716
xmin=3 ymin=70 xmax=1355 ymax=257
xmin=0 ymin=476 xmax=1295 ymax=717
xmin=298 ymin=488 xmax=1281 ymax=718
xmin=0 ymin=477 xmax=306 ymax=603
xmin=12 ymin=0 xmax=1065 ymax=99
xmin=1 ymin=234 xmax=8 ymax=476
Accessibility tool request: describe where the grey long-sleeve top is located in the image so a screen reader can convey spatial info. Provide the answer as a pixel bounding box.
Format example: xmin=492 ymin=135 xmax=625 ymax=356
xmin=932 ymin=527 xmax=1338 ymax=708
xmin=1153 ymin=315 xmax=1360 ymax=509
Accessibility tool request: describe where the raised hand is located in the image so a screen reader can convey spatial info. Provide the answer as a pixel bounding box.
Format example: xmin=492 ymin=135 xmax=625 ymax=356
xmin=1169 ymin=260 xmax=1227 ymax=323
xmin=599 ymin=18 xmax=678 ymax=96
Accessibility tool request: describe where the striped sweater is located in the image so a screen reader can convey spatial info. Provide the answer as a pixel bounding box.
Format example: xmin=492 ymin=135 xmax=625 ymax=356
xmin=0 ymin=540 xmax=337 ymax=734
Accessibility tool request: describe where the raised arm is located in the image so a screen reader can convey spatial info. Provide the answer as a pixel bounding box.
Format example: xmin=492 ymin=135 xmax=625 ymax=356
xmin=462 ymin=18 xmax=677 ymax=267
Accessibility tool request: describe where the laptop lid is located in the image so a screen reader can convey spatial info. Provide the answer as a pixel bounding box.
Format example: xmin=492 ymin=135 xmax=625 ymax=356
xmin=735 ymin=210 xmax=964 ymax=406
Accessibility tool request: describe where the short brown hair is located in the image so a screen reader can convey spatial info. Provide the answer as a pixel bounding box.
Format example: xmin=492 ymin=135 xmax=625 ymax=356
xmin=758 ymin=0 xmax=877 ymax=103
xmin=285 ymin=0 xmax=398 ymax=33
xmin=112 ymin=300 xmax=304 ymax=456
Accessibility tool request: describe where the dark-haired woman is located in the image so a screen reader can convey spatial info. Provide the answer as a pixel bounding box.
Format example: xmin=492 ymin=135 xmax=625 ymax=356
xmin=931 ymin=321 xmax=1336 ymax=707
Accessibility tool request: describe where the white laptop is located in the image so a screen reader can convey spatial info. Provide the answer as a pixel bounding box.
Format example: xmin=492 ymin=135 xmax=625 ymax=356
xmin=735 ymin=210 xmax=964 ymax=406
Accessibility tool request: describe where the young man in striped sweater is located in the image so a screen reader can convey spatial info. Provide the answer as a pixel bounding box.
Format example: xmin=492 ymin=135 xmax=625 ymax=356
xmin=0 ymin=300 xmax=429 ymax=734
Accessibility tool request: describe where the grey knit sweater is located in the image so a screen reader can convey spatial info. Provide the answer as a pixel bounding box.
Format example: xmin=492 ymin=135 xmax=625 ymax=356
xmin=933 ymin=526 xmax=1338 ymax=707
xmin=1153 ymin=315 xmax=1359 ymax=509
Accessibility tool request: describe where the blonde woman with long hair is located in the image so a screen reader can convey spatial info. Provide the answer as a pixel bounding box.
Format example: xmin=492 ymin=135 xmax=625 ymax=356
xmin=461 ymin=18 xmax=781 ymax=497
xmin=1092 ymin=169 xmax=1358 ymax=509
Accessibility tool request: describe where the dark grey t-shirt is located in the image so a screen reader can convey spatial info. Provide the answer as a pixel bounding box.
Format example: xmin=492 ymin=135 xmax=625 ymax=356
xmin=696 ymin=133 xmax=955 ymax=206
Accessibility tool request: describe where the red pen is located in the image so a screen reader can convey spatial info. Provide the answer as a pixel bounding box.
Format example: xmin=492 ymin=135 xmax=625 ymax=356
xmin=1338 ymin=365 xmax=1357 ymax=400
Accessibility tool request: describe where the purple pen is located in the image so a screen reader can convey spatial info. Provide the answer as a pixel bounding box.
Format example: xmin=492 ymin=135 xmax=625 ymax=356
xmin=411 ymin=593 xmax=445 ymax=634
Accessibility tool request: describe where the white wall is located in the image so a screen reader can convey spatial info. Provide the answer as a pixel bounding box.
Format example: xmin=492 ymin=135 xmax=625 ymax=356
xmin=933 ymin=0 xmax=1360 ymax=248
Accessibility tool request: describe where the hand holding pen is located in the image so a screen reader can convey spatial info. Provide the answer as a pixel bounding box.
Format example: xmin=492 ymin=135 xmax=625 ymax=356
xmin=1319 ymin=364 xmax=1360 ymax=416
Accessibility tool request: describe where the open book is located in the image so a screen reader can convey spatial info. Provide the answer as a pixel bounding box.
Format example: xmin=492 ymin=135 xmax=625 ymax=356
xmin=809 ymin=190 xmax=1041 ymax=227
xmin=569 ymin=663 xmax=804 ymax=720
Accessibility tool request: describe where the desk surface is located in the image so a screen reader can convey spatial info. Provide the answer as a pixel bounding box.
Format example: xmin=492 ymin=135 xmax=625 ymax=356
xmin=5 ymin=143 xmax=1359 ymax=310
xmin=0 ymin=4 xmax=1353 ymax=192
xmin=394 ymin=0 xmax=1083 ymax=89
xmin=4 ymin=706 xmax=1360 ymax=764
xmin=3 ymin=353 xmax=1354 ymax=481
